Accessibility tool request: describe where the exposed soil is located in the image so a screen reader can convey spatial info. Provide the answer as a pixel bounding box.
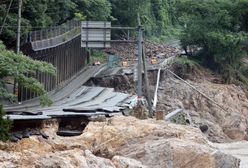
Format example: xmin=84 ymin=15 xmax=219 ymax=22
xmin=0 ymin=116 xmax=240 ymax=168
xmin=86 ymin=65 xmax=248 ymax=143
xmin=1 ymin=41 xmax=247 ymax=167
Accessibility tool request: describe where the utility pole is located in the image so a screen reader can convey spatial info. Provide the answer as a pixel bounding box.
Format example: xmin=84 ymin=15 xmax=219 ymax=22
xmin=142 ymin=45 xmax=153 ymax=117
xmin=14 ymin=0 xmax=22 ymax=100
xmin=137 ymin=13 xmax=143 ymax=105
xmin=16 ymin=0 xmax=22 ymax=54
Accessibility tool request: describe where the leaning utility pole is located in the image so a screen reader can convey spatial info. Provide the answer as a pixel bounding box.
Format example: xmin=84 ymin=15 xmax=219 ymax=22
xmin=137 ymin=13 xmax=143 ymax=105
xmin=16 ymin=0 xmax=22 ymax=54
xmin=142 ymin=45 xmax=153 ymax=117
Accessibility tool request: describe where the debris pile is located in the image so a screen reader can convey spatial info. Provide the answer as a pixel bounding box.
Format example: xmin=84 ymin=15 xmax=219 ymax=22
xmin=0 ymin=116 xmax=240 ymax=167
xmin=86 ymin=68 xmax=248 ymax=143
xmin=157 ymin=70 xmax=248 ymax=142
xmin=103 ymin=41 xmax=181 ymax=61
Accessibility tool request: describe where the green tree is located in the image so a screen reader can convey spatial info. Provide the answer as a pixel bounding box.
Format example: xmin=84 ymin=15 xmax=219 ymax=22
xmin=110 ymin=0 xmax=178 ymax=38
xmin=0 ymin=0 xmax=78 ymax=46
xmin=0 ymin=41 xmax=56 ymax=105
xmin=74 ymin=0 xmax=112 ymax=21
xmin=0 ymin=41 xmax=56 ymax=141
xmin=177 ymin=0 xmax=248 ymax=82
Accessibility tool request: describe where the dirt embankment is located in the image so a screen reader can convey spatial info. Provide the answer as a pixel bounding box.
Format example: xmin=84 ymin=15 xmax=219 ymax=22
xmin=86 ymin=65 xmax=248 ymax=143
xmin=157 ymin=69 xmax=248 ymax=142
xmin=93 ymin=40 xmax=248 ymax=143
xmin=0 ymin=116 xmax=240 ymax=168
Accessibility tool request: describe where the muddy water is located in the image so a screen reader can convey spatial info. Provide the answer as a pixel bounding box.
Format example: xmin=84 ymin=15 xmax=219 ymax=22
xmin=214 ymin=141 xmax=248 ymax=168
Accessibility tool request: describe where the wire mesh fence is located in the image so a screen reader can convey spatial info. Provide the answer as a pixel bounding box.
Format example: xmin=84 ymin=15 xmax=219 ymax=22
xmin=29 ymin=20 xmax=80 ymax=42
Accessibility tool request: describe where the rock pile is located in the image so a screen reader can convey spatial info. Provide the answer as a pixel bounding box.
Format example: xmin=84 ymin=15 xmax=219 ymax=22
xmin=103 ymin=41 xmax=181 ymax=61
xmin=85 ymin=68 xmax=248 ymax=143
xmin=0 ymin=116 xmax=240 ymax=167
xmin=156 ymin=70 xmax=248 ymax=142
xmin=81 ymin=116 xmax=240 ymax=168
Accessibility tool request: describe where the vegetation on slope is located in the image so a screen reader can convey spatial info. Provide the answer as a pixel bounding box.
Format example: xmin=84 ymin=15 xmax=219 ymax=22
xmin=0 ymin=0 xmax=178 ymax=46
xmin=0 ymin=41 xmax=56 ymax=105
xmin=0 ymin=105 xmax=11 ymax=142
xmin=176 ymin=0 xmax=248 ymax=84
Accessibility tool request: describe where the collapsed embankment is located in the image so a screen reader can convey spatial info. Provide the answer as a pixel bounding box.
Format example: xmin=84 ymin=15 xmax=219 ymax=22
xmin=1 ymin=42 xmax=247 ymax=167
xmin=0 ymin=116 xmax=240 ymax=167
xmin=86 ymin=66 xmax=248 ymax=143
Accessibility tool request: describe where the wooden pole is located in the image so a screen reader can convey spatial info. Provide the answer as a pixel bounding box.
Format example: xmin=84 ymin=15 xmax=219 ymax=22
xmin=16 ymin=0 xmax=22 ymax=54
xmin=142 ymin=44 xmax=153 ymax=117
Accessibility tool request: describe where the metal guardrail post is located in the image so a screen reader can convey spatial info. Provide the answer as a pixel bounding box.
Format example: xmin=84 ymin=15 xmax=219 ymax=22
xmin=40 ymin=30 xmax=42 ymax=41
xmin=58 ymin=27 xmax=61 ymax=36
xmin=34 ymin=31 xmax=36 ymax=42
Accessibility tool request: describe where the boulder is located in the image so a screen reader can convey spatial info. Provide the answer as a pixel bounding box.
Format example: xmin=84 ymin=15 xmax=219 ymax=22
xmin=112 ymin=155 xmax=147 ymax=168
xmin=0 ymin=116 xmax=241 ymax=168
xmin=81 ymin=116 xmax=240 ymax=168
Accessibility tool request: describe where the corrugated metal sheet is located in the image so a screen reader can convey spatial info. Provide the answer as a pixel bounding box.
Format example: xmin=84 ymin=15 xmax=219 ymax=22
xmin=6 ymin=86 xmax=133 ymax=120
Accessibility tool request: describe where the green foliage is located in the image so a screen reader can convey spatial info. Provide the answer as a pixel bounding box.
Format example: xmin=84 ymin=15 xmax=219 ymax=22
xmin=74 ymin=12 xmax=86 ymax=21
xmin=150 ymin=26 xmax=182 ymax=42
xmin=0 ymin=41 xmax=56 ymax=106
xmin=79 ymin=0 xmax=112 ymax=21
xmin=0 ymin=0 xmax=181 ymax=45
xmin=171 ymin=113 xmax=188 ymax=125
xmin=90 ymin=49 xmax=107 ymax=64
xmin=0 ymin=105 xmax=12 ymax=142
xmin=110 ymin=0 xmax=177 ymax=38
xmin=0 ymin=0 xmax=78 ymax=46
xmin=171 ymin=56 xmax=201 ymax=67
xmin=177 ymin=0 xmax=248 ymax=83
xmin=205 ymin=32 xmax=246 ymax=69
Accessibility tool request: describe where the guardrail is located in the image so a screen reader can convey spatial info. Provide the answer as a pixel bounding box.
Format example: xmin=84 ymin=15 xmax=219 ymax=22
xmin=29 ymin=20 xmax=80 ymax=42
xmin=28 ymin=20 xmax=81 ymax=51
xmin=19 ymin=20 xmax=87 ymax=102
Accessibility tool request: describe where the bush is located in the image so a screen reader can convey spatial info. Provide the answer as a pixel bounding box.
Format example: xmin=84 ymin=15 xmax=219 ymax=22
xmin=0 ymin=105 xmax=12 ymax=142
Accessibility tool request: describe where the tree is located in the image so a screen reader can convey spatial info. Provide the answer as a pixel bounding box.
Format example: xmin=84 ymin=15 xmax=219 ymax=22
xmin=110 ymin=0 xmax=178 ymax=38
xmin=0 ymin=41 xmax=56 ymax=141
xmin=0 ymin=0 xmax=78 ymax=46
xmin=177 ymin=0 xmax=248 ymax=82
xmin=0 ymin=41 xmax=56 ymax=105
xmin=74 ymin=0 xmax=112 ymax=21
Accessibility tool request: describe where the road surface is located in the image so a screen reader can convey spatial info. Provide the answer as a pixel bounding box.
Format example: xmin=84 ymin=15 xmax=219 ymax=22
xmin=214 ymin=141 xmax=248 ymax=168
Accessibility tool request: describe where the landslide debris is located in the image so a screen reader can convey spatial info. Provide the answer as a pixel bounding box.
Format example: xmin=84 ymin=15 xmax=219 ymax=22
xmin=0 ymin=116 xmax=240 ymax=168
xmin=157 ymin=65 xmax=248 ymax=142
xmin=103 ymin=41 xmax=181 ymax=61
xmin=86 ymin=63 xmax=248 ymax=143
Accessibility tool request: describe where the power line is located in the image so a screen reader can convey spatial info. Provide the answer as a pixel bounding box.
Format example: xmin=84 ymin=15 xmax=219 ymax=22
xmin=0 ymin=0 xmax=13 ymax=35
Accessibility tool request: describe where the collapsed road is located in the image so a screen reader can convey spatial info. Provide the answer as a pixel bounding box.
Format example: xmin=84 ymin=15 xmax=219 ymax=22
xmin=4 ymin=65 xmax=135 ymax=119
xmin=3 ymin=64 xmax=135 ymax=141
xmin=6 ymin=86 xmax=133 ymax=120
